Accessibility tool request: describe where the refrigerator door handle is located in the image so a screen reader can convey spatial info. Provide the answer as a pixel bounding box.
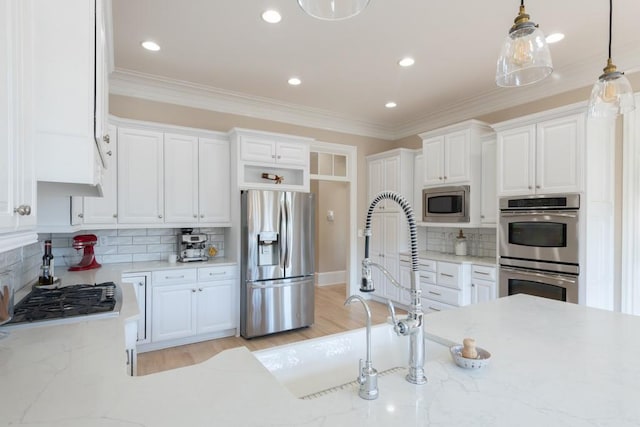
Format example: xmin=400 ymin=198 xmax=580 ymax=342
xmin=279 ymin=194 xmax=288 ymax=270
xmin=285 ymin=193 xmax=293 ymax=271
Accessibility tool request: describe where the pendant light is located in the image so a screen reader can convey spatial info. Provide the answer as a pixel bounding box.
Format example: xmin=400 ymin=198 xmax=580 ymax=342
xmin=496 ymin=0 xmax=553 ymax=87
xmin=297 ymin=0 xmax=370 ymax=21
xmin=588 ymin=0 xmax=635 ymax=118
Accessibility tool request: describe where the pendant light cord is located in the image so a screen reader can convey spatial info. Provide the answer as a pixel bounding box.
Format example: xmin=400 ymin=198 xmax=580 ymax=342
xmin=608 ymin=0 xmax=613 ymax=59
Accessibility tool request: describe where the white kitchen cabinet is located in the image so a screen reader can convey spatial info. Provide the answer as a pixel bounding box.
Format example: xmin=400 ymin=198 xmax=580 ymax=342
xmin=149 ymin=265 xmax=237 ymax=348
xmin=370 ymin=213 xmax=402 ymax=302
xmin=0 ymin=0 xmax=37 ymax=245
xmin=367 ymin=148 xmax=415 ymax=213
xmin=164 ymin=133 xmax=231 ymax=226
xmin=121 ymin=272 xmax=152 ymax=344
xmin=72 ymin=124 xmax=119 ymax=227
xmin=117 ymin=127 xmax=164 ymax=225
xmin=230 ymin=128 xmax=312 ymax=191
xmin=470 ymin=264 xmax=496 ymax=304
xmin=480 ymin=135 xmax=497 ymax=225
xmin=419 ymin=258 xmax=471 ymax=312
xmin=497 ymin=112 xmax=585 ymax=196
xmin=29 ymin=0 xmax=110 ymax=193
xmin=420 ymin=121 xmax=492 ymax=187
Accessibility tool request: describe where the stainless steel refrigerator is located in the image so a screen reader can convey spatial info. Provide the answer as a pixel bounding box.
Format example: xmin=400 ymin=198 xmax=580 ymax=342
xmin=240 ymin=190 xmax=315 ymax=338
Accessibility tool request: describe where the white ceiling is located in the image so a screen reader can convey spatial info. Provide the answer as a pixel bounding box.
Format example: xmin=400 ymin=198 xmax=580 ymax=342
xmin=110 ymin=0 xmax=640 ymax=139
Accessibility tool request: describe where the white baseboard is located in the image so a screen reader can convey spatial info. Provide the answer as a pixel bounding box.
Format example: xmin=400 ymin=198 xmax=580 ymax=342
xmin=315 ymin=270 xmax=346 ymax=287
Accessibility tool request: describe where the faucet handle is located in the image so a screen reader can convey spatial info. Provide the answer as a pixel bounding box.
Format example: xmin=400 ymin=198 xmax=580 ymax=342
xmin=386 ymin=299 xmax=397 ymax=325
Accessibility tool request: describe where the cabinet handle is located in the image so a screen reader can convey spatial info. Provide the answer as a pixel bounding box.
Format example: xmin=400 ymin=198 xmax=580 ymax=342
xmin=271 ymin=154 xmax=276 ymax=159
xmin=209 ymin=271 xmax=226 ymax=276
xmin=440 ymin=273 xmax=454 ymax=278
xmin=125 ymin=348 xmax=130 ymax=366
xmin=192 ymin=289 xmax=197 ymax=293
xmin=536 ymin=185 xmax=541 ymax=189
xmin=198 ymin=288 xmax=203 ymax=292
xmin=473 ymin=271 xmax=490 ymax=276
xmin=165 ymin=275 xmax=185 ymax=280
xmin=138 ymin=282 xmax=144 ymax=287
xmin=103 ymin=134 xmax=110 ymax=144
xmin=277 ymin=155 xmax=281 ymax=159
xmin=428 ymin=291 xmax=441 ymax=296
xmin=193 ymin=214 xmax=198 ymax=218
xmin=78 ymin=213 xmax=84 ymax=218
xmin=481 ymin=215 xmax=485 ymax=219
xmin=106 ymin=150 xmax=113 ymax=156
xmin=438 ymin=176 xmax=443 ymax=180
xmin=528 ymin=186 xmax=532 ymax=190
xmin=443 ymin=176 xmax=447 ymax=180
xmin=428 ymin=306 xmax=441 ymax=312
xmin=472 ymin=283 xmax=476 ymax=287
xmin=200 ymin=214 xmax=204 ymax=218
xmin=13 ymin=205 xmax=31 ymax=216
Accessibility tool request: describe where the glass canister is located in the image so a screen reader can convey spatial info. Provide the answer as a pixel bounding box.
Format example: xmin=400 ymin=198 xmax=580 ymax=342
xmin=455 ymin=229 xmax=468 ymax=256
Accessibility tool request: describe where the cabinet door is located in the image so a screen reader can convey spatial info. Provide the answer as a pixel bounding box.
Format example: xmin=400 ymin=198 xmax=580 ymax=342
xmin=122 ymin=274 xmax=151 ymax=343
xmin=443 ymin=130 xmax=469 ymax=183
xmin=276 ymin=141 xmax=308 ymax=166
xmin=164 ymin=133 xmax=199 ymax=224
xmin=480 ymin=137 xmax=497 ymax=224
xmin=381 ymin=213 xmax=400 ymax=301
xmin=382 ymin=157 xmax=400 ymax=212
xmin=117 ymin=128 xmax=164 ymax=224
xmin=399 ymin=262 xmax=412 ymax=306
xmin=536 ymin=114 xmax=584 ymax=194
xmin=497 ymin=125 xmax=535 ymax=196
xmin=471 ymin=278 xmax=496 ymax=304
xmin=199 ymin=137 xmax=230 ymax=224
xmin=82 ymin=124 xmax=118 ymax=225
xmin=423 ymin=137 xmax=444 ymax=186
xmin=367 ymin=158 xmax=385 ymax=212
xmin=196 ymin=280 xmax=234 ymax=334
xmin=151 ymin=284 xmax=195 ymax=342
xmin=240 ymin=135 xmax=275 ymax=163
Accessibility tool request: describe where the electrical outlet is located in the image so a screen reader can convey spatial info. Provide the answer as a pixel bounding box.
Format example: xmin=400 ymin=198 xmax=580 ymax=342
xmin=99 ymin=236 xmax=108 ymax=246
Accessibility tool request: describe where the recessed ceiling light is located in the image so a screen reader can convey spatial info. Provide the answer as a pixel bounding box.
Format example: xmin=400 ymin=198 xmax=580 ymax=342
xmin=398 ymin=57 xmax=415 ymax=67
xmin=141 ymin=40 xmax=160 ymax=51
xmin=546 ymin=33 xmax=565 ymax=44
xmin=385 ymin=102 xmax=397 ymax=108
xmin=262 ymin=10 xmax=282 ymax=23
xmin=288 ymin=77 xmax=301 ymax=86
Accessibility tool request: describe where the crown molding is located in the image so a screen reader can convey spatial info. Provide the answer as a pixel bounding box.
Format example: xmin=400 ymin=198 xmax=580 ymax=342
xmin=110 ymin=42 xmax=640 ymax=141
xmin=109 ymin=69 xmax=397 ymax=140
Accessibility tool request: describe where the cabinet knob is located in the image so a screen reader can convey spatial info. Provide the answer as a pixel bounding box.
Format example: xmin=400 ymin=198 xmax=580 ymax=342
xmin=78 ymin=213 xmax=84 ymax=218
xmin=536 ymin=185 xmax=541 ymax=189
xmin=277 ymin=155 xmax=281 ymax=159
xmin=198 ymin=288 xmax=203 ymax=292
xmin=192 ymin=289 xmax=197 ymax=293
xmin=200 ymin=214 xmax=204 ymax=218
xmin=480 ymin=215 xmax=485 ymax=219
xmin=271 ymin=155 xmax=276 ymax=159
xmin=13 ymin=205 xmax=31 ymax=216
xmin=138 ymin=282 xmax=144 ymax=287
xmin=103 ymin=134 xmax=110 ymax=144
xmin=158 ymin=214 xmax=163 ymax=219
xmin=193 ymin=214 xmax=198 ymax=218
xmin=528 ymin=186 xmax=532 ymax=190
xmin=443 ymin=176 xmax=447 ymax=180
xmin=438 ymin=176 xmax=443 ymax=180
xmin=113 ymin=214 xmax=118 ymax=218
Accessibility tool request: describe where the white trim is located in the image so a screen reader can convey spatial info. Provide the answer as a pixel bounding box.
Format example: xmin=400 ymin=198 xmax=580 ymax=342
xmin=621 ymin=94 xmax=640 ymax=315
xmin=109 ymin=44 xmax=640 ymax=141
xmin=315 ymin=270 xmax=347 ymax=287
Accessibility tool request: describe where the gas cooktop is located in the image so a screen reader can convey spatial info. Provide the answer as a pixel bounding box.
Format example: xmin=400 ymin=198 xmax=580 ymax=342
xmin=5 ymin=282 xmax=121 ymax=328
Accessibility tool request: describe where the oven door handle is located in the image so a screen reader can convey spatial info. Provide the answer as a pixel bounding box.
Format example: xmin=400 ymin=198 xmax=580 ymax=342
xmin=500 ymin=266 xmax=578 ymax=284
xmin=500 ymin=211 xmax=578 ymax=219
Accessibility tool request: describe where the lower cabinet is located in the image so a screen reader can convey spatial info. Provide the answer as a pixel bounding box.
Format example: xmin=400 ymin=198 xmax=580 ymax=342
xmin=470 ymin=264 xmax=497 ymax=304
xmin=420 ymin=260 xmax=470 ymax=313
xmin=121 ymin=272 xmax=151 ymax=344
xmin=148 ymin=264 xmax=237 ymax=349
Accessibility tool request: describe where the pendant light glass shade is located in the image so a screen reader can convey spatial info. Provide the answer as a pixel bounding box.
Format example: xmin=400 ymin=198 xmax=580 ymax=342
xmin=297 ymin=0 xmax=370 ymax=21
xmin=496 ymin=3 xmax=553 ymax=87
xmin=587 ymin=0 xmax=635 ymax=118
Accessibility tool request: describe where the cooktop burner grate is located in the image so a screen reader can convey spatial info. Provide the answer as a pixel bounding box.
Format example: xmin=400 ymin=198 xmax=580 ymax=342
xmin=8 ymin=282 xmax=117 ymax=324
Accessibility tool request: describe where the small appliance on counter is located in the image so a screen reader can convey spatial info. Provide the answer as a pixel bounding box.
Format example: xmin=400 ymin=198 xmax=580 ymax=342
xmin=68 ymin=234 xmax=101 ymax=271
xmin=177 ymin=228 xmax=208 ymax=262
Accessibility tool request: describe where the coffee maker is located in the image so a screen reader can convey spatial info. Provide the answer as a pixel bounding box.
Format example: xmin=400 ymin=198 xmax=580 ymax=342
xmin=177 ymin=228 xmax=208 ymax=262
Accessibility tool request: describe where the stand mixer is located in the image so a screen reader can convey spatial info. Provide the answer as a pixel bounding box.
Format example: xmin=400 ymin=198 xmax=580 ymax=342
xmin=68 ymin=234 xmax=102 ymax=271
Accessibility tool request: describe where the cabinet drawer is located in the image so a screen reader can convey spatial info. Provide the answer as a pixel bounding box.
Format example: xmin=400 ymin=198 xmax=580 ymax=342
xmin=423 ymin=283 xmax=462 ymax=306
xmin=198 ymin=265 xmax=238 ymax=282
xmin=419 ymin=270 xmax=436 ymax=285
xmin=471 ymin=264 xmax=496 ymax=281
xmin=422 ymin=298 xmax=457 ymax=314
xmin=437 ymin=262 xmax=462 ymax=290
xmin=152 ymin=268 xmax=197 ymax=285
xmin=418 ymin=258 xmax=437 ymax=272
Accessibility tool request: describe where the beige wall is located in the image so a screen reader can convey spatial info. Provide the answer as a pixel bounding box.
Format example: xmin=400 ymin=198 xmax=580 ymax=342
xmin=110 ymin=95 xmax=396 ymax=268
xmin=310 ymin=180 xmax=348 ymax=274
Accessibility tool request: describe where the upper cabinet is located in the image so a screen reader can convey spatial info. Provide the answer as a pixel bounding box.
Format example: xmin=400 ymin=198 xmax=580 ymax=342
xmin=28 ymin=0 xmax=112 ymax=195
xmin=420 ymin=121 xmax=492 ymax=187
xmin=367 ymin=149 xmax=416 ymax=212
xmin=480 ymin=134 xmax=497 ymax=225
xmin=0 ymin=0 xmax=37 ymax=245
xmin=230 ymin=128 xmax=312 ymax=192
xmin=496 ymin=111 xmax=585 ymax=196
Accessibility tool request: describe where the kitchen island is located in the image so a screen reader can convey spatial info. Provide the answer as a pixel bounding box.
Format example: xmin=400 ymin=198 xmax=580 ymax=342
xmin=1 ymin=292 xmax=639 ymax=426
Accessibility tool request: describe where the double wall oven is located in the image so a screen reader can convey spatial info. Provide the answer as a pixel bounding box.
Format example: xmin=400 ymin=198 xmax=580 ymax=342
xmin=499 ymin=194 xmax=580 ymax=303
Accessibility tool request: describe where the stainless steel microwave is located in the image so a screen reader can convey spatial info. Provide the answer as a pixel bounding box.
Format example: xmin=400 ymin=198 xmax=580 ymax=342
xmin=422 ymin=185 xmax=470 ymax=222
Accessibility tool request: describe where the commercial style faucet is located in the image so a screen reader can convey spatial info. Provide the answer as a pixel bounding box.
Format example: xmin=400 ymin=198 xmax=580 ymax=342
xmin=344 ymin=294 xmax=378 ymax=400
xmin=361 ymin=191 xmax=426 ymax=385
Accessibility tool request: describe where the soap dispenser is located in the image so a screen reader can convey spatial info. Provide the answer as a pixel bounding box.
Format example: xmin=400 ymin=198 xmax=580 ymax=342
xmin=455 ymin=229 xmax=467 ymax=256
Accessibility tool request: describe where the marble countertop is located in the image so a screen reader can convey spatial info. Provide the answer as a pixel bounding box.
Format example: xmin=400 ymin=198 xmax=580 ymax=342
xmin=2 ymin=292 xmax=640 ymax=426
xmin=400 ymin=250 xmax=497 ymax=266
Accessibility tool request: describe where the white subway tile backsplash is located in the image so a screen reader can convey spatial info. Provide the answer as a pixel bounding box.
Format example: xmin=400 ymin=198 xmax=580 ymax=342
xmin=132 ymin=253 xmax=162 ymax=262
xmin=132 ymin=236 xmax=162 ymax=245
xmin=118 ymin=245 xmax=148 ymax=254
xmin=422 ymin=226 xmax=497 ymax=258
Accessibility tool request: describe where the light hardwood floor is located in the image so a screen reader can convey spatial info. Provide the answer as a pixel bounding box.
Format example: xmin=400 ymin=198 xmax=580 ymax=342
xmin=137 ymin=284 xmax=400 ymax=376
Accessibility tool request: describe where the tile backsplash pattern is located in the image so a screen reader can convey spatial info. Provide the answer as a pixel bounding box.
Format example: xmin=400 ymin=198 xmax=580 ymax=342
xmin=424 ymin=227 xmax=496 ymax=258
xmin=40 ymin=228 xmax=226 ymax=267
xmin=0 ymin=242 xmax=42 ymax=293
